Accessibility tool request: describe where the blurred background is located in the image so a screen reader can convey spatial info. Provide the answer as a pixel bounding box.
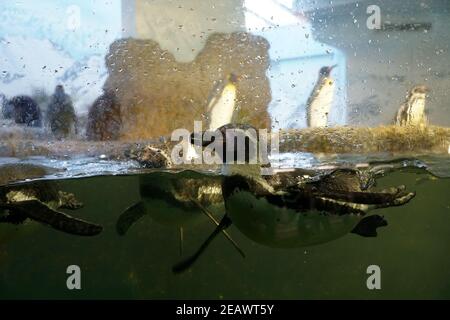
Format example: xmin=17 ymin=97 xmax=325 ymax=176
xmin=1 ymin=0 xmax=449 ymax=131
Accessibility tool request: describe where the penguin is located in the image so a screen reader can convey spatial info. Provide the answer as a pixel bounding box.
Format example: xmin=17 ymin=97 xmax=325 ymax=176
xmin=306 ymin=65 xmax=337 ymax=128
xmin=46 ymin=85 xmax=77 ymax=139
xmin=86 ymin=90 xmax=122 ymax=141
xmin=118 ymin=146 xmax=244 ymax=257
xmin=395 ymin=85 xmax=429 ymax=127
xmin=173 ymin=124 xmax=416 ymax=273
xmin=0 ymin=164 xmax=102 ymax=236
xmin=205 ymin=73 xmax=240 ymax=130
xmin=9 ymin=95 xmax=42 ymax=127
xmin=184 ymin=73 xmax=241 ymax=161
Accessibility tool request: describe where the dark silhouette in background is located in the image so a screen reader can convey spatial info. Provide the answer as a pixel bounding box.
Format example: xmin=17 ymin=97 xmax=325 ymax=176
xmin=0 ymin=93 xmax=11 ymax=119
xmin=86 ymin=89 xmax=122 ymax=141
xmin=46 ymin=85 xmax=77 ymax=139
xmin=7 ymin=96 xmax=42 ymax=127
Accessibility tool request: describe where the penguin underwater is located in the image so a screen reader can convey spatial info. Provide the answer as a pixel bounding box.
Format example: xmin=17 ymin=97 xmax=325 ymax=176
xmin=173 ymin=124 xmax=416 ymax=273
xmin=0 ymin=163 xmax=102 ymax=236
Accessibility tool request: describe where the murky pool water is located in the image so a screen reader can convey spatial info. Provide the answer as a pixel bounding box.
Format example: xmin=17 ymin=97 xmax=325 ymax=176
xmin=0 ymin=154 xmax=449 ymax=299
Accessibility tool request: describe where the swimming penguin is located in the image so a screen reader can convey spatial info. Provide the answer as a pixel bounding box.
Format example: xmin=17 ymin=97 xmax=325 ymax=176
xmin=46 ymin=85 xmax=77 ymax=139
xmin=173 ymin=124 xmax=416 ymax=273
xmin=86 ymin=90 xmax=122 ymax=141
xmin=306 ymin=65 xmax=337 ymax=128
xmin=8 ymin=96 xmax=42 ymax=127
xmin=117 ymin=149 xmax=244 ymax=256
xmin=0 ymin=164 xmax=102 ymax=236
xmin=395 ymin=85 xmax=429 ymax=127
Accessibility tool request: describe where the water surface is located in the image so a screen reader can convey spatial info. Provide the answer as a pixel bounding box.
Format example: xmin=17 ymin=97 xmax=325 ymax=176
xmin=0 ymin=154 xmax=449 ymax=299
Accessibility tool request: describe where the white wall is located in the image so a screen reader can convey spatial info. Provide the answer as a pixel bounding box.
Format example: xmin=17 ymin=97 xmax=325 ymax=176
xmin=122 ymin=0 xmax=245 ymax=62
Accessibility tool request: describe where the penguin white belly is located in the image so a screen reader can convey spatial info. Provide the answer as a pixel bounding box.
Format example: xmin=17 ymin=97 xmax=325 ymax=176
xmin=208 ymin=84 xmax=236 ymax=130
xmin=226 ymin=190 xmax=360 ymax=248
xmin=308 ymin=80 xmax=335 ymax=128
xmin=408 ymin=97 xmax=426 ymax=125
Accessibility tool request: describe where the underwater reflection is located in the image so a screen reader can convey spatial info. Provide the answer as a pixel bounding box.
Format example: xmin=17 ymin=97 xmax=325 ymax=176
xmin=114 ymin=166 xmax=416 ymax=273
xmin=116 ymin=171 xmax=244 ymax=256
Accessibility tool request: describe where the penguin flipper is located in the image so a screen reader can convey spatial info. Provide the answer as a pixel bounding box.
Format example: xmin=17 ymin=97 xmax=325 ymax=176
xmin=173 ymin=215 xmax=232 ymax=274
xmin=316 ymin=185 xmax=413 ymax=206
xmin=0 ymin=201 xmax=102 ymax=236
xmin=116 ymin=201 xmax=147 ymax=236
xmin=0 ymin=210 xmax=28 ymax=224
xmin=351 ymin=215 xmax=387 ymax=238
xmin=190 ymin=198 xmax=245 ymax=259
xmin=374 ymin=189 xmax=416 ymax=208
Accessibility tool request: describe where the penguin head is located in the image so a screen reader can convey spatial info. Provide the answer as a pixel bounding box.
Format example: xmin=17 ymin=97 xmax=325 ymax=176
xmin=191 ymin=124 xmax=269 ymax=165
xmin=319 ymin=65 xmax=337 ymax=77
xmin=55 ymin=85 xmax=65 ymax=97
xmin=227 ymin=73 xmax=241 ymax=84
xmin=410 ymin=85 xmax=429 ymax=95
xmin=56 ymin=84 xmax=64 ymax=92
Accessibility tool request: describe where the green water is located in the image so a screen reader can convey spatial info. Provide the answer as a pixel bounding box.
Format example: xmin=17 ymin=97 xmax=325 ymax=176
xmin=0 ymin=168 xmax=449 ymax=299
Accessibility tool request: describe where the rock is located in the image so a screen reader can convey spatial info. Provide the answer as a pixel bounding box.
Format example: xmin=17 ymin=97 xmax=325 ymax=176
xmin=103 ymin=32 xmax=272 ymax=140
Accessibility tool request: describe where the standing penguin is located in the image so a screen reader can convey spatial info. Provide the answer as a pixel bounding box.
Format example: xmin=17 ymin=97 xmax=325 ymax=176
xmin=306 ymin=65 xmax=337 ymax=128
xmin=205 ymin=73 xmax=240 ymax=131
xmin=395 ymin=85 xmax=429 ymax=127
xmin=86 ymin=90 xmax=122 ymax=141
xmin=184 ymin=73 xmax=241 ymax=161
xmin=46 ymin=85 xmax=77 ymax=139
xmin=9 ymin=96 xmax=42 ymax=127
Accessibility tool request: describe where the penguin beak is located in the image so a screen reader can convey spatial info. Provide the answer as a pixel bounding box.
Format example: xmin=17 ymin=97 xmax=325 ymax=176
xmin=330 ymin=64 xmax=338 ymax=71
xmin=229 ymin=74 xmax=242 ymax=84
